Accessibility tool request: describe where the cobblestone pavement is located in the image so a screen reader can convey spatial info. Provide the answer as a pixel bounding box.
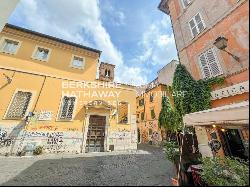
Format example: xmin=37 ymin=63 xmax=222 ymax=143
xmin=0 ymin=144 xmax=175 ymax=186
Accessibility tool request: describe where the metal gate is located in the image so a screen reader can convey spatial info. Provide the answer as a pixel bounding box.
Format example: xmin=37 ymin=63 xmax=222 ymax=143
xmin=85 ymin=115 xmax=106 ymax=152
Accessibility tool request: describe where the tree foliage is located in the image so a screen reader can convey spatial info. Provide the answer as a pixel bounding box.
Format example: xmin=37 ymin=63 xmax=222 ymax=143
xmin=158 ymin=64 xmax=224 ymax=132
xmin=172 ymin=64 xmax=224 ymax=115
xmin=200 ymin=156 xmax=249 ymax=186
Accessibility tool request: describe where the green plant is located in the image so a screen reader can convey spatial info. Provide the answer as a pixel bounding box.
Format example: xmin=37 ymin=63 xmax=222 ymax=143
xmin=33 ymin=145 xmax=43 ymax=155
xmin=172 ymin=64 xmax=224 ymax=116
xmin=200 ymin=156 xmax=249 ymax=186
xmin=158 ymin=86 xmax=183 ymax=132
xmin=163 ymin=141 xmax=180 ymax=163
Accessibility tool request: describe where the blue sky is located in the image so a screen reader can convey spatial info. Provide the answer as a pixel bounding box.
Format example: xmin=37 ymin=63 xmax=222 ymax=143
xmin=9 ymin=0 xmax=177 ymax=85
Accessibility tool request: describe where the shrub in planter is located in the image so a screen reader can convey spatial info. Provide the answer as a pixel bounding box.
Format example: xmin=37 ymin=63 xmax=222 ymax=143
xmin=33 ymin=145 xmax=43 ymax=155
xmin=200 ymin=156 xmax=249 ymax=186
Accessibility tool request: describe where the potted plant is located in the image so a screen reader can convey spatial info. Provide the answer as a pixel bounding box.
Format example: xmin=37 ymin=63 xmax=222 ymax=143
xmin=200 ymin=156 xmax=249 ymax=186
xmin=163 ymin=141 xmax=180 ymax=186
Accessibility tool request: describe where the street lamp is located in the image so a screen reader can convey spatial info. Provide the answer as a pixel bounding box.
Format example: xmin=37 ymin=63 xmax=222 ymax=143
xmin=213 ymin=36 xmax=240 ymax=62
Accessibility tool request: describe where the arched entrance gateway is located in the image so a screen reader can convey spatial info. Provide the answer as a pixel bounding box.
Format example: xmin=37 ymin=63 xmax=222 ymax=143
xmin=83 ymin=100 xmax=114 ymax=153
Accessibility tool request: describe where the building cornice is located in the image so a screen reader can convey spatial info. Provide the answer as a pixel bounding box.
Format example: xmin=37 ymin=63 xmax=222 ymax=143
xmin=3 ymin=24 xmax=101 ymax=58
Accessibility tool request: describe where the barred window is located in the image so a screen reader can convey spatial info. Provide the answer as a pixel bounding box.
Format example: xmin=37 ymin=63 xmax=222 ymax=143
xmin=6 ymin=91 xmax=32 ymax=119
xmin=59 ymin=96 xmax=76 ymax=120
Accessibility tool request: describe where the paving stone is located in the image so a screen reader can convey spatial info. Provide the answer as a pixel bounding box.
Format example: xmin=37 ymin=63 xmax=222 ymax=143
xmin=0 ymin=144 xmax=174 ymax=186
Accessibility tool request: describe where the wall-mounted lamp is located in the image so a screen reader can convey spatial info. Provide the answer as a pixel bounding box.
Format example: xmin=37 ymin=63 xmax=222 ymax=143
xmin=213 ymin=36 xmax=240 ymax=62
xmin=212 ymin=125 xmax=216 ymax=128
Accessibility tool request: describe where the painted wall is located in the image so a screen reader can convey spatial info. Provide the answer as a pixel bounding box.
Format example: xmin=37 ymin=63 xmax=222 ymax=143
xmin=0 ymin=25 xmax=137 ymax=155
xmin=168 ymin=0 xmax=249 ymax=81
xmin=136 ymin=85 xmax=167 ymax=144
xmin=0 ymin=25 xmax=99 ymax=81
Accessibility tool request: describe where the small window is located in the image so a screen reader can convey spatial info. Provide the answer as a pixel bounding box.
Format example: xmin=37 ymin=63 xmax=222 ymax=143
xmin=150 ymin=109 xmax=156 ymax=119
xmin=32 ymin=46 xmax=50 ymax=61
xmin=71 ymin=56 xmax=85 ymax=69
xmin=199 ymin=48 xmax=223 ymax=79
xmin=118 ymin=102 xmax=129 ymax=124
xmin=181 ymin=0 xmax=191 ymax=8
xmin=59 ymin=96 xmax=76 ymax=120
xmin=150 ymin=94 xmax=154 ymax=102
xmin=139 ymin=99 xmax=144 ymax=106
xmin=6 ymin=91 xmax=32 ymax=119
xmin=141 ymin=112 xmax=144 ymax=121
xmin=105 ymin=69 xmax=111 ymax=77
xmin=189 ymin=13 xmax=206 ymax=38
xmin=0 ymin=38 xmax=20 ymax=54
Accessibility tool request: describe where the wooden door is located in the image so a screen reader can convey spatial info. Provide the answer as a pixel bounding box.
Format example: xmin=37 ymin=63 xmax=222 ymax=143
xmin=85 ymin=115 xmax=106 ymax=152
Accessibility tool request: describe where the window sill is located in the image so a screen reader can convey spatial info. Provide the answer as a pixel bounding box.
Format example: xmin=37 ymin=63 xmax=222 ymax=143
xmin=31 ymin=56 xmax=49 ymax=62
xmin=0 ymin=50 xmax=16 ymax=55
xmin=70 ymin=65 xmax=84 ymax=70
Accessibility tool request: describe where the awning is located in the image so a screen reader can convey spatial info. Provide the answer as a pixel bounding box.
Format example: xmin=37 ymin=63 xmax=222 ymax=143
xmin=183 ymin=101 xmax=249 ymax=126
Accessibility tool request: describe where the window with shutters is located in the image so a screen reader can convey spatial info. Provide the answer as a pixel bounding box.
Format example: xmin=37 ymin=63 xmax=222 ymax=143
xmin=59 ymin=96 xmax=76 ymax=120
xmin=6 ymin=91 xmax=32 ymax=119
xmin=181 ymin=0 xmax=191 ymax=8
xmin=198 ymin=48 xmax=223 ymax=79
xmin=189 ymin=13 xmax=206 ymax=38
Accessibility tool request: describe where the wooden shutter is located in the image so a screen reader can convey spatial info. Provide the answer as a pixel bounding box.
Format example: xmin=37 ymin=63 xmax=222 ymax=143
xmin=206 ymin=49 xmax=223 ymax=77
xmin=189 ymin=19 xmax=198 ymax=38
xmin=199 ymin=53 xmax=211 ymax=79
xmin=195 ymin=13 xmax=205 ymax=32
xmin=199 ymin=48 xmax=223 ymax=79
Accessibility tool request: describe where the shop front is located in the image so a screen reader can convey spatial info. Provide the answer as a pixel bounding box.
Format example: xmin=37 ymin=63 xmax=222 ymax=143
xmin=183 ymin=101 xmax=249 ymax=159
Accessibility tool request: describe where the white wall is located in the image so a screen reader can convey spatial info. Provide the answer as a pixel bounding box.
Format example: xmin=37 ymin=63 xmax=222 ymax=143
xmin=0 ymin=0 xmax=19 ymax=32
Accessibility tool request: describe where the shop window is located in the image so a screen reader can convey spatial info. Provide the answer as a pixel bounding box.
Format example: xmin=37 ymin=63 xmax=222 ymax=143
xmin=118 ymin=102 xmax=129 ymax=124
xmin=6 ymin=91 xmax=32 ymax=119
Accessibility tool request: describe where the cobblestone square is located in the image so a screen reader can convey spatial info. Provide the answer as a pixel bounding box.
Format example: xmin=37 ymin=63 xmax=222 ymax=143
xmin=0 ymin=144 xmax=174 ymax=186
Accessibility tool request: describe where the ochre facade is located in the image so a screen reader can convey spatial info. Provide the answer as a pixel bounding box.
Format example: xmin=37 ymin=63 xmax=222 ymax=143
xmin=0 ymin=24 xmax=137 ymax=155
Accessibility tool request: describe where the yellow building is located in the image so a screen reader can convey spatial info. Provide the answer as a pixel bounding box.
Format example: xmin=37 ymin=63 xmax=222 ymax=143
xmin=136 ymin=61 xmax=178 ymax=145
xmin=0 ymin=24 xmax=137 ymax=155
xmin=136 ymin=80 xmax=167 ymax=144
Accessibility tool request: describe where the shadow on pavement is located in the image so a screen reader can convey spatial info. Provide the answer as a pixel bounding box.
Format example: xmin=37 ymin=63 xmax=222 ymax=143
xmin=3 ymin=145 xmax=174 ymax=186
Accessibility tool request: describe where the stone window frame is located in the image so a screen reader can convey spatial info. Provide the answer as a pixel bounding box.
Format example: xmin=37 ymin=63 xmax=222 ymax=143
xmin=56 ymin=93 xmax=78 ymax=122
xmin=31 ymin=45 xmax=52 ymax=62
xmin=4 ymin=89 xmax=36 ymax=120
xmin=0 ymin=36 xmax=22 ymax=55
xmin=117 ymin=101 xmax=130 ymax=125
xmin=70 ymin=54 xmax=85 ymax=70
xmin=198 ymin=47 xmax=224 ymax=79
xmin=188 ymin=12 xmax=206 ymax=39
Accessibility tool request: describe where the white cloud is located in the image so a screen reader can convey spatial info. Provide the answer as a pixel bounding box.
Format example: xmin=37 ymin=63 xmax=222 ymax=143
xmin=134 ymin=15 xmax=177 ymax=66
xmin=11 ymin=0 xmax=145 ymax=85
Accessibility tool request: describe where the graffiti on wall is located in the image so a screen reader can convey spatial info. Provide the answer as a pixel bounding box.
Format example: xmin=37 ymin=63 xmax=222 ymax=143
xmin=151 ymin=131 xmax=160 ymax=142
xmin=46 ymin=132 xmax=64 ymax=153
xmin=0 ymin=129 xmax=13 ymax=147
